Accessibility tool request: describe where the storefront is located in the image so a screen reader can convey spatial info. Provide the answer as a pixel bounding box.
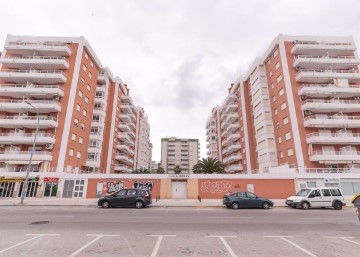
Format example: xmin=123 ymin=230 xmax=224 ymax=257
xmin=0 ymin=176 xmax=39 ymax=198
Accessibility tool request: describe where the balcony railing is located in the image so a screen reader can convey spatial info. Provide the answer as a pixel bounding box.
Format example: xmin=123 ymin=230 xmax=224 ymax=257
xmin=302 ymin=99 xmax=360 ymax=105
xmin=296 ymin=69 xmax=360 ymax=77
xmin=2 ymin=55 xmax=69 ymax=63
xmin=0 ymin=69 xmax=67 ymax=77
xmin=0 ymin=83 xmax=63 ymax=89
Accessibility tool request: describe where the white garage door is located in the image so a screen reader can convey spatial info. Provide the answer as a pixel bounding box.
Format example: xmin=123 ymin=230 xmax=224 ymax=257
xmin=172 ymin=181 xmax=187 ymax=199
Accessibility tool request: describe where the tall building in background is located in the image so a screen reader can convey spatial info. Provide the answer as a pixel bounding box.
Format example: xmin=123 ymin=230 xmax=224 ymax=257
xmin=161 ymin=137 xmax=199 ymax=173
xmin=0 ymin=35 xmax=152 ymax=174
xmin=207 ymin=34 xmax=360 ymax=173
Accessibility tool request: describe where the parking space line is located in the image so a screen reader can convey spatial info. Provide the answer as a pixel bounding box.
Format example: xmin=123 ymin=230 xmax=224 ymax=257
xmin=68 ymin=234 xmax=120 ymax=257
xmin=0 ymin=234 xmax=59 ymax=254
xmin=324 ymin=237 xmax=360 ymax=246
xmin=205 ymin=236 xmax=237 ymax=257
xmin=207 ymin=217 xmax=253 ymax=219
xmin=264 ymin=236 xmax=317 ymax=257
xmin=299 ymin=218 xmax=345 ymax=220
xmin=147 ymin=235 xmax=176 ymax=257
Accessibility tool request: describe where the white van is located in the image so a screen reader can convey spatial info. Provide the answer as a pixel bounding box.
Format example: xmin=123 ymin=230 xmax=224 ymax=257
xmin=285 ymin=187 xmax=346 ymax=210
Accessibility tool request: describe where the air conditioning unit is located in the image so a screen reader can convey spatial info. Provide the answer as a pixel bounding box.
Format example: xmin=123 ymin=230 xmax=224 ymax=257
xmin=54 ymin=96 xmax=60 ymax=101
xmin=304 ymin=110 xmax=311 ymax=116
xmin=45 ymin=144 xmax=54 ymax=150
xmin=301 ymin=95 xmax=307 ymax=100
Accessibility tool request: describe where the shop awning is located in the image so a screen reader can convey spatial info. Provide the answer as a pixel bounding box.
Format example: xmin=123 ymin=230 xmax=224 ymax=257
xmin=5 ymin=161 xmax=42 ymax=165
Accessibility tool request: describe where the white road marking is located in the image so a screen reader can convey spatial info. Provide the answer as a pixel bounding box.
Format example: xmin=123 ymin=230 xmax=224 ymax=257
xmin=0 ymin=234 xmax=59 ymax=254
xmin=324 ymin=236 xmax=360 ymax=246
xmin=165 ymin=209 xmax=169 ymax=215
xmin=205 ymin=236 xmax=237 ymax=257
xmin=147 ymin=235 xmax=176 ymax=257
xmin=207 ymin=217 xmax=253 ymax=219
xmin=264 ymin=236 xmax=317 ymax=257
xmin=196 ymin=209 xmax=201 ymax=215
xmin=68 ymin=234 xmax=120 ymax=257
xmin=299 ymin=218 xmax=345 ymax=220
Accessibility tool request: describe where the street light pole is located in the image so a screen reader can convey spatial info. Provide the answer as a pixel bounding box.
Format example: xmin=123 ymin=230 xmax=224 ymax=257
xmin=20 ymin=100 xmax=39 ymax=204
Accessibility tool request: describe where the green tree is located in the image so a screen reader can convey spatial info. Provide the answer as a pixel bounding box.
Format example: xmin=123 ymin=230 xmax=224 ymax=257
xmin=156 ymin=165 xmax=165 ymax=174
xmin=174 ymin=165 xmax=182 ymax=174
xmin=192 ymin=157 xmax=225 ymax=174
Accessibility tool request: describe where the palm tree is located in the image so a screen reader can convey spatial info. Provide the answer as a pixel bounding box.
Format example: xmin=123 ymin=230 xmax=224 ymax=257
xmin=174 ymin=165 xmax=182 ymax=174
xmin=156 ymin=165 xmax=165 ymax=174
xmin=192 ymin=157 xmax=225 ymax=174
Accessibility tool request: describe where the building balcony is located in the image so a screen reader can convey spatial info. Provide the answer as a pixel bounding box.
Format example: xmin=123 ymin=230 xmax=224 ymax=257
xmin=0 ymin=115 xmax=58 ymax=129
xmin=223 ymin=94 xmax=237 ymax=106
xmin=304 ymin=115 xmax=360 ymax=128
xmin=225 ymin=104 xmax=237 ymax=114
xmin=89 ymin=132 xmax=102 ymax=141
xmin=91 ymin=120 xmax=104 ymax=128
xmin=119 ymin=114 xmax=131 ymax=123
xmin=0 ymin=69 xmax=67 ymax=84
xmin=0 ymin=99 xmax=61 ymax=113
xmin=120 ymin=104 xmax=132 ymax=114
xmin=116 ymin=144 xmax=130 ymax=153
xmin=223 ymin=153 xmax=242 ymax=164
xmin=0 ymin=84 xmax=64 ymax=98
xmin=0 ymin=56 xmax=69 ymax=70
xmin=5 ymin=41 xmax=71 ymax=56
xmin=0 ymin=133 xmax=55 ymax=145
xmin=228 ymin=164 xmax=243 ymax=172
xmin=309 ymin=150 xmax=360 ymax=163
xmin=85 ymin=159 xmax=100 ymax=167
xmin=223 ymin=144 xmax=241 ymax=155
xmin=295 ymin=69 xmax=360 ymax=83
xmin=117 ymin=132 xmax=131 ymax=142
xmin=121 ymin=95 xmax=134 ymax=106
xmin=0 ymin=150 xmax=52 ymax=162
xmin=114 ymin=165 xmax=132 ymax=173
xmin=127 ymin=130 xmax=136 ymax=138
xmin=298 ymin=84 xmax=360 ymax=98
xmin=301 ymin=99 xmax=360 ymax=113
xmin=94 ymin=96 xmax=106 ymax=104
xmin=293 ymin=55 xmax=360 ymax=69
xmin=225 ymin=113 xmax=238 ymax=124
xmin=97 ymin=70 xmax=108 ymax=84
xmin=115 ymin=154 xmax=132 ymax=163
xmin=306 ymin=132 xmax=360 ymax=144
xmin=118 ymin=124 xmax=131 ymax=132
xmin=227 ymin=123 xmax=240 ymax=132
xmin=291 ymin=41 xmax=356 ymax=55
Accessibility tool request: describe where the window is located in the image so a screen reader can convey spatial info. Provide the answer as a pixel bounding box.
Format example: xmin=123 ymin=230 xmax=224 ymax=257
xmin=277 ymin=75 xmax=283 ymax=83
xmin=76 ymin=151 xmax=81 ymax=159
xmin=90 ymin=61 xmax=94 ymax=67
xmin=85 ymin=97 xmax=89 ymax=103
xmin=285 ymin=132 xmax=291 ymax=140
xmin=71 ymin=133 xmax=76 ymax=141
xmin=340 ymin=182 xmax=360 ymax=196
xmin=127 ymin=189 xmax=137 ymax=196
xmin=278 ymin=136 xmax=282 ymax=144
xmin=246 ymin=192 xmax=257 ymax=199
xmin=79 ymin=137 xmax=83 ymax=144
xmin=280 ymin=151 xmax=283 ymax=158
xmin=80 ymin=77 xmax=85 ymax=85
xmin=270 ymin=83 xmax=274 ymax=89
xmin=272 ymin=95 xmax=276 ymax=102
xmin=82 ymin=65 xmax=87 ymax=72
xmin=78 ymin=91 xmax=83 ymax=98
xmin=330 ymin=189 xmax=342 ymax=196
xmin=74 ymin=118 xmax=79 ymax=126
xmin=279 ymin=88 xmax=284 ymax=96
xmin=267 ymin=59 xmax=271 ymax=65
xmin=283 ymin=116 xmax=289 ymax=125
xmin=275 ymin=62 xmax=280 ymax=70
xmin=74 ymin=179 xmax=85 ymax=198
xmin=82 ymin=109 xmax=87 ymax=117
xmin=273 ymin=49 xmax=278 ymax=58
xmin=281 ymin=102 xmax=287 ymax=111
xmin=276 ymin=122 xmax=279 ymax=129
xmin=116 ymin=190 xmax=127 ymax=196
xmin=269 ymin=71 xmax=273 ymax=77
xmin=307 ymin=182 xmax=316 ymax=188
xmin=274 ymin=108 xmax=278 ymax=115
xmin=89 ymin=72 xmax=92 ymax=79
xmin=85 ymin=52 xmax=89 ymax=59
xmin=287 ymin=148 xmax=294 ymax=156
xmin=69 ymin=149 xmax=74 ymax=156
xmin=309 ymin=189 xmax=321 ymax=197
xmin=322 ymin=189 xmax=331 ymax=197
xmin=87 ymin=84 xmax=91 ymax=91
xmin=81 ymin=123 xmax=85 ymax=130
xmin=76 ymin=104 xmax=81 ymax=112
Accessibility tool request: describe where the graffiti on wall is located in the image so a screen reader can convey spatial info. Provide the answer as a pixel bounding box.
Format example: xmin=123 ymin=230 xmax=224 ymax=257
xmin=200 ymin=181 xmax=232 ymax=194
xmin=132 ymin=181 xmax=153 ymax=193
xmin=106 ymin=181 xmax=124 ymax=194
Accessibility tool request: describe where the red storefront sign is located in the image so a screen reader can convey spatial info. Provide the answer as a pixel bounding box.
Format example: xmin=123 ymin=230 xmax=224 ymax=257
xmin=44 ymin=177 xmax=59 ymax=183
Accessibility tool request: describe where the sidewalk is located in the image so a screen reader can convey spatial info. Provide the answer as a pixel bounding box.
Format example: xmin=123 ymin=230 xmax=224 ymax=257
xmin=0 ymin=198 xmax=354 ymax=208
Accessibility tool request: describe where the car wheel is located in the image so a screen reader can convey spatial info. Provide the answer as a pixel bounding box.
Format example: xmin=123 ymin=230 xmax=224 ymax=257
xmin=333 ymin=201 xmax=343 ymax=210
xmin=135 ymin=201 xmax=144 ymax=209
xmin=226 ymin=205 xmax=231 ymax=209
xmin=262 ymin=202 xmax=271 ymax=209
xmin=301 ymin=202 xmax=310 ymax=210
xmin=231 ymin=202 xmax=239 ymax=210
xmin=102 ymin=201 xmax=110 ymax=209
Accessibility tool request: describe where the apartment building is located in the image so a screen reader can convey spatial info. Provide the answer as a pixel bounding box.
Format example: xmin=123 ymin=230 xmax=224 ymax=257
xmin=133 ymin=107 xmax=151 ymax=170
xmin=0 ymin=35 xmax=152 ymax=175
xmin=207 ymin=34 xmax=360 ymax=173
xmin=161 ymin=137 xmax=199 ymax=173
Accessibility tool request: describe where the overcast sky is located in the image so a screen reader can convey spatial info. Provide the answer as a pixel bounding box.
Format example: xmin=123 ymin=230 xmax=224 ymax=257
xmin=1 ymin=0 xmax=360 ymax=162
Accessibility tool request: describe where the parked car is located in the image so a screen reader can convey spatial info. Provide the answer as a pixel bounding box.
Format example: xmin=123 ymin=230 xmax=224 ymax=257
xmin=223 ymin=191 xmax=274 ymax=209
xmin=98 ymin=189 xmax=152 ymax=209
xmin=285 ymin=187 xmax=345 ymax=210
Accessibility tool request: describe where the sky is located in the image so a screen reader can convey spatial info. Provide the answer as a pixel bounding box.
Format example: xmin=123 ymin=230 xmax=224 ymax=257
xmin=1 ymin=0 xmax=360 ymax=162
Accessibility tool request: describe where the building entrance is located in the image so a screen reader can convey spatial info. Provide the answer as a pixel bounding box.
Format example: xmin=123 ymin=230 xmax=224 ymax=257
xmin=171 ymin=180 xmax=187 ymax=199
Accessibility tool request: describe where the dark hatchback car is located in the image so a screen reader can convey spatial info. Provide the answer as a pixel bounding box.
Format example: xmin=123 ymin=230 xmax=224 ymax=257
xmin=223 ymin=191 xmax=274 ymax=209
xmin=98 ymin=189 xmax=152 ymax=209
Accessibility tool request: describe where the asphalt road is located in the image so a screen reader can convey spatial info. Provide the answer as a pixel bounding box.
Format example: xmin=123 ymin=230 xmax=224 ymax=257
xmin=0 ymin=206 xmax=359 ymax=257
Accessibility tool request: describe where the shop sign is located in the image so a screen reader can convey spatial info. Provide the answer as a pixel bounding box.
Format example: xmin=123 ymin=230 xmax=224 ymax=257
xmin=44 ymin=177 xmax=59 ymax=183
xmin=324 ymin=178 xmax=341 ymax=184
xmin=0 ymin=177 xmax=25 ymax=182
xmin=169 ymin=174 xmax=190 ymax=179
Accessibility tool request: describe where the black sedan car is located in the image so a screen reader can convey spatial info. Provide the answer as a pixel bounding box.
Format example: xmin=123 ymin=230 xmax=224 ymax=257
xmin=98 ymin=189 xmax=152 ymax=209
xmin=223 ymin=191 xmax=273 ymax=209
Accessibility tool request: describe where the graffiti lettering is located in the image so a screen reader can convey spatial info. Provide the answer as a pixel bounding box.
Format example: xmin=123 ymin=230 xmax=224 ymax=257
xmin=132 ymin=181 xmax=153 ymax=193
xmin=106 ymin=181 xmax=124 ymax=194
xmin=200 ymin=181 xmax=232 ymax=194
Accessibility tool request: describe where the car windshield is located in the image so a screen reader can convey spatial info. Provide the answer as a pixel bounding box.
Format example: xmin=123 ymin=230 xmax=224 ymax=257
xmin=296 ymin=189 xmax=311 ymax=197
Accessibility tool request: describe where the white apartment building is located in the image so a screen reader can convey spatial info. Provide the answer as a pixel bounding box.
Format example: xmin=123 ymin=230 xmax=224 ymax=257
xmin=134 ymin=107 xmax=151 ymax=170
xmin=161 ymin=137 xmax=199 ymax=173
